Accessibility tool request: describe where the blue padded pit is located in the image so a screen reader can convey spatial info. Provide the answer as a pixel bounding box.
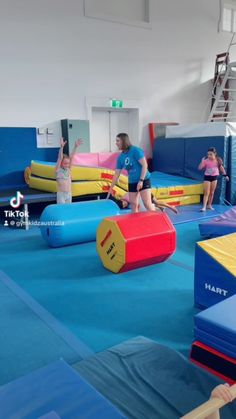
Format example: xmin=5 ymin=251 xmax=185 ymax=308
xmin=195 ymin=295 xmax=236 ymax=346
xmin=0 ymin=360 xmax=125 ymax=419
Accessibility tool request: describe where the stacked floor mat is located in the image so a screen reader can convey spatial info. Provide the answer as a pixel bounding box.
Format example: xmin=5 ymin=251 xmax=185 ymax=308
xmin=26 ymin=161 xmax=203 ymax=207
xmin=150 ymin=172 xmax=203 ymax=207
xmin=191 ymin=295 xmax=236 ymax=384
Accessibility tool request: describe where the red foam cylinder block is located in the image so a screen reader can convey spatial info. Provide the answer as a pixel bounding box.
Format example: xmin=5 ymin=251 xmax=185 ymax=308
xmin=96 ymin=211 xmax=176 ymax=273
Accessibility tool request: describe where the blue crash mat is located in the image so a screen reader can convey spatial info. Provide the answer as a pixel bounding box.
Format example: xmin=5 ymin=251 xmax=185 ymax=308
xmin=0 ymin=360 xmax=126 ymax=419
xmin=150 ymin=171 xmax=202 ymax=187
xmin=199 ymin=206 xmax=236 ymax=237
xmin=194 ymin=327 xmax=236 ymax=360
xmin=74 ymin=336 xmax=236 ymax=419
xmin=195 ymin=295 xmax=236 ymax=345
xmin=167 ymin=204 xmax=227 ymax=225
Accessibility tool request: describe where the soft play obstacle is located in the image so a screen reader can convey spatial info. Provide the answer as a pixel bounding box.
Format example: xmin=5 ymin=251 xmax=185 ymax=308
xmin=26 ymin=160 xmax=203 ymax=204
xmin=26 ymin=160 xmax=129 ymax=198
xmin=40 ymin=200 xmax=120 ymax=247
xmin=150 ymin=172 xmax=203 ymax=199
xmin=96 ymin=212 xmax=176 ymax=273
xmin=194 ymin=233 xmax=236 ymax=308
xmin=191 ymin=295 xmax=236 ymax=384
xmin=199 ymin=206 xmax=236 ymax=238
xmin=0 ymin=359 xmax=125 ymax=418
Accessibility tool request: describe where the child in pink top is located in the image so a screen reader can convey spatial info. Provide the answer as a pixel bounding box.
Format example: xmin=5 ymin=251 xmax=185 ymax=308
xmin=198 ymin=147 xmax=229 ymax=211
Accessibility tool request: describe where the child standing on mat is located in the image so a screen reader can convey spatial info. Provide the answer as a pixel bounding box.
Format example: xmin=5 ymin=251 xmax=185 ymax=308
xmin=198 ymin=147 xmax=229 ymax=212
xmin=55 ymin=138 xmax=82 ymax=204
xmin=107 ymin=133 xmax=153 ymax=213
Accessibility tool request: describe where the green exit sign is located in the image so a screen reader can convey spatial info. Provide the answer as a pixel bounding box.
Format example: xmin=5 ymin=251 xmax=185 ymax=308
xmin=110 ymin=99 xmax=123 ymax=108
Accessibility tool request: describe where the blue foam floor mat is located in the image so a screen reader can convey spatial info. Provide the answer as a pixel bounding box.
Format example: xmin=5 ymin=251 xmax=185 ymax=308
xmin=0 ymin=223 xmax=196 ymax=357
xmin=167 ymin=204 xmax=228 ymax=225
xmin=0 ymin=206 xmax=227 ymax=385
xmin=74 ymin=336 xmax=236 ymax=419
xmin=0 ymin=359 xmax=125 ymax=419
xmin=0 ymin=270 xmax=93 ymax=386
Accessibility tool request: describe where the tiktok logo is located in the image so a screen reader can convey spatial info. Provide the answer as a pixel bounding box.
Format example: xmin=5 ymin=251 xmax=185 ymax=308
xmin=10 ymin=191 xmax=24 ymax=208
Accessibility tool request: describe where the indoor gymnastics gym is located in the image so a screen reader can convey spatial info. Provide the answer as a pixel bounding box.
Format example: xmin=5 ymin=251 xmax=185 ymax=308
xmin=1 ymin=1 xmax=236 ymax=419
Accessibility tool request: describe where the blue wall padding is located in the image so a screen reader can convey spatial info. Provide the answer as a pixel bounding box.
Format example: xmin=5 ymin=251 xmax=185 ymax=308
xmin=0 ymin=128 xmax=58 ymax=190
xmin=153 ymin=136 xmax=228 ymax=203
xmin=0 ymin=360 xmax=125 ymax=419
xmin=194 ymin=244 xmax=236 ymax=308
xmin=153 ymin=138 xmax=185 ymax=176
xmin=40 ymin=200 xmax=120 ymax=247
xmin=184 ymin=136 xmax=226 ymax=181
xmin=185 ymin=136 xmax=227 ymax=203
xmin=228 ymin=136 xmax=236 ymax=204
xmin=153 ymin=136 xmax=228 ymax=179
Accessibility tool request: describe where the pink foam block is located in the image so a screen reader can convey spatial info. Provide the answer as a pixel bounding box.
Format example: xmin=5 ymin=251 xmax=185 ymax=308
xmin=72 ymin=152 xmax=121 ymax=169
xmin=72 ymin=153 xmax=99 ymax=167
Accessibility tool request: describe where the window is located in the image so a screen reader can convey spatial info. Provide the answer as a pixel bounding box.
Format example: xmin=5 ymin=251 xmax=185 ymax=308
xmin=84 ymin=0 xmax=150 ymax=29
xmin=221 ymin=1 xmax=236 ymax=32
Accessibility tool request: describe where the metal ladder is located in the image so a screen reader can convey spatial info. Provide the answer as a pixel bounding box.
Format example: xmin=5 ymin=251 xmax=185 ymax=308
xmin=208 ymin=32 xmax=236 ymax=122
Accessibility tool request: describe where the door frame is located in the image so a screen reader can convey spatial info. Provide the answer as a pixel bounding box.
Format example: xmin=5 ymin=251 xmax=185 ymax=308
xmin=85 ymin=96 xmax=141 ymax=152
xmin=91 ymin=107 xmax=139 ymax=152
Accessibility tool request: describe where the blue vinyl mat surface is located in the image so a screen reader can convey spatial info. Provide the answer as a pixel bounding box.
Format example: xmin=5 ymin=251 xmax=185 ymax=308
xmin=167 ymin=204 xmax=228 ymax=225
xmin=0 ymin=359 xmax=125 ymax=419
xmin=0 ymin=270 xmax=93 ymax=386
xmin=0 ymin=205 xmax=229 ymax=386
xmin=150 ymin=171 xmax=202 ymax=187
xmin=74 ymin=336 xmax=236 ymax=419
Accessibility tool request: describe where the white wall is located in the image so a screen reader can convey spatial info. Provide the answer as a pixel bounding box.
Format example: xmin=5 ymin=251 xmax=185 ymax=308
xmin=0 ymin=0 xmax=234 ymax=149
